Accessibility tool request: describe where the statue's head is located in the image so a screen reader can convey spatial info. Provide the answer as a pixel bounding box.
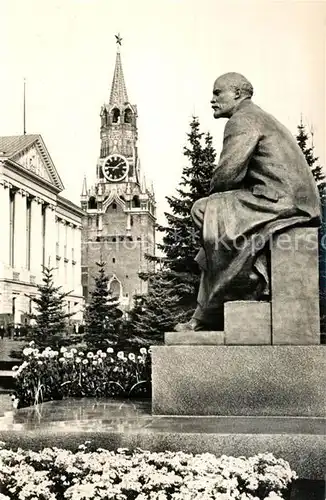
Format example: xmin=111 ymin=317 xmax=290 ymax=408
xmin=211 ymin=72 xmax=253 ymax=119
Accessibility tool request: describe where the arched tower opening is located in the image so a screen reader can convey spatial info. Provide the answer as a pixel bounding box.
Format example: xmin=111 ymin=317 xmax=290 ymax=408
xmin=110 ymin=278 xmax=121 ymax=298
xmin=88 ymin=196 xmax=97 ymax=210
xmin=112 ymin=108 xmax=120 ymax=123
xmin=124 ymin=108 xmax=132 ymax=123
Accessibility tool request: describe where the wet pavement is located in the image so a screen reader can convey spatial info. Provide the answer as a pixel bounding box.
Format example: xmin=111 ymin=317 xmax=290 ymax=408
xmin=0 ymin=397 xmax=324 ymax=435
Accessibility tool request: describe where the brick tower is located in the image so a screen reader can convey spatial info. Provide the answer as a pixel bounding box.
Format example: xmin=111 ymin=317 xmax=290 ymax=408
xmin=81 ymin=35 xmax=156 ymax=311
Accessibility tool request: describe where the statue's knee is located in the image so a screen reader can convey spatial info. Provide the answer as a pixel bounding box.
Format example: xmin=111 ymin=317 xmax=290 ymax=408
xmin=191 ymin=198 xmax=207 ymax=221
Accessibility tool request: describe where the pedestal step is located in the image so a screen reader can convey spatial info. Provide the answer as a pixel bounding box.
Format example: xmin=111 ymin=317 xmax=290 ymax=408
xmin=224 ymin=301 xmax=271 ymax=344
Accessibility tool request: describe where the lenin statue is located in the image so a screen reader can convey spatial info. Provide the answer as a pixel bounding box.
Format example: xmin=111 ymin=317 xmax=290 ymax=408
xmin=175 ymin=72 xmax=320 ymax=332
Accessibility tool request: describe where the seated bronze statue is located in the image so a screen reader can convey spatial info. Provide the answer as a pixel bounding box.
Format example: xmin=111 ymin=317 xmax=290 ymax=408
xmin=175 ymin=72 xmax=320 ymax=332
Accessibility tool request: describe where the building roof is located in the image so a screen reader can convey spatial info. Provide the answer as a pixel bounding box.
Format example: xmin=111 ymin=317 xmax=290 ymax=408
xmin=0 ymin=134 xmax=39 ymax=157
xmin=0 ymin=134 xmax=65 ymax=191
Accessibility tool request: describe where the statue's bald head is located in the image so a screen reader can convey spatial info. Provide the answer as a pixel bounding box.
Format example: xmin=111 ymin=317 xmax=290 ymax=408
xmin=214 ymin=73 xmax=254 ymax=98
xmin=211 ymin=73 xmax=254 ymax=119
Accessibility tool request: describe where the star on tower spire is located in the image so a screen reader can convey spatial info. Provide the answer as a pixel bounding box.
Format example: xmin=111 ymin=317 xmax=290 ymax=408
xmin=109 ymin=34 xmax=129 ymax=105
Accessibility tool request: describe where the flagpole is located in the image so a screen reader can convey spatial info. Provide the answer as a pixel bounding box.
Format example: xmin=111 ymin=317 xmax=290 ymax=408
xmin=23 ymin=78 xmax=26 ymax=135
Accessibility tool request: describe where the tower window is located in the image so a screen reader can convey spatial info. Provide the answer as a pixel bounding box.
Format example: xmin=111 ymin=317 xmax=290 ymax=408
xmin=112 ymin=202 xmax=117 ymax=210
xmin=124 ymin=109 xmax=132 ymax=123
xmin=88 ymin=196 xmax=97 ymax=210
xmin=112 ymin=108 xmax=120 ymax=123
xmin=110 ymin=279 xmax=121 ymax=297
xmin=112 ymin=257 xmax=116 ymax=263
xmin=132 ymin=195 xmax=140 ymax=208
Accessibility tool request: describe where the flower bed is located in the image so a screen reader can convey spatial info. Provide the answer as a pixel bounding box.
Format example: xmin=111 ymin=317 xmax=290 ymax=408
xmin=12 ymin=343 xmax=151 ymax=408
xmin=0 ymin=442 xmax=296 ymax=499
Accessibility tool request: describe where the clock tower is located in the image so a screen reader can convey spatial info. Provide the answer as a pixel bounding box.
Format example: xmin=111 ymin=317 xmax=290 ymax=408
xmin=81 ymin=35 xmax=156 ymax=312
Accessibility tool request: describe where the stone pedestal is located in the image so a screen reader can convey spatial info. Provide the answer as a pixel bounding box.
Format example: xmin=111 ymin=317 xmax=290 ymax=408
xmin=224 ymin=301 xmax=271 ymax=344
xmin=152 ymin=345 xmax=326 ymax=417
xmin=271 ymin=227 xmax=320 ymax=344
xmin=151 ymin=226 xmax=325 ymax=481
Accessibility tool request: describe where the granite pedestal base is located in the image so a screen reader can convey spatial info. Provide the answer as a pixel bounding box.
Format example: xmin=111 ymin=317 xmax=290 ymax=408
xmin=152 ymin=345 xmax=326 ymax=417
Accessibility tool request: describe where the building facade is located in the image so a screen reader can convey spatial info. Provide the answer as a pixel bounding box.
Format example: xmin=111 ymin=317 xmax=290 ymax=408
xmin=81 ymin=41 xmax=156 ymax=310
xmin=0 ymin=134 xmax=84 ymax=326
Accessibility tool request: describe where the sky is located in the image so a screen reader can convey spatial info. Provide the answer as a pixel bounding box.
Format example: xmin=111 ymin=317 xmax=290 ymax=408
xmin=0 ymin=0 xmax=325 ymax=225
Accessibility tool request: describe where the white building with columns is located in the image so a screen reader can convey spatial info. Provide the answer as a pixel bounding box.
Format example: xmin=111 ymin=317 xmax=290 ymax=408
xmin=0 ymin=134 xmax=84 ymax=326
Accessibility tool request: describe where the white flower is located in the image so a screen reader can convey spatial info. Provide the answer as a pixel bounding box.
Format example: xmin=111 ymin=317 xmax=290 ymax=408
xmin=106 ymin=347 xmax=114 ymax=353
xmin=60 ymin=346 xmax=67 ymax=353
xmin=70 ymin=348 xmax=77 ymax=354
xmin=75 ymin=357 xmax=81 ymax=364
xmin=78 ymin=351 xmax=84 ymax=357
xmin=82 ymin=359 xmax=88 ymax=365
xmin=97 ymin=350 xmax=103 ymax=355
xmin=59 ymin=357 xmax=66 ymax=363
xmin=264 ymin=494 xmax=285 ymax=500
xmin=100 ymin=352 xmax=107 ymax=358
xmin=11 ymin=365 xmax=19 ymax=371
xmin=87 ymin=352 xmax=94 ymax=358
xmin=92 ymin=360 xmax=97 ymax=366
xmin=37 ymin=361 xmax=43 ymax=366
xmin=23 ymin=347 xmax=33 ymax=356
xmin=117 ymin=351 xmax=125 ymax=359
xmin=140 ymin=347 xmax=147 ymax=355
xmin=128 ymin=353 xmax=136 ymax=361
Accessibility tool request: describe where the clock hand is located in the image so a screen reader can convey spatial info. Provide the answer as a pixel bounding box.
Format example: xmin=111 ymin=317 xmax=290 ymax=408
xmin=114 ymin=160 xmax=126 ymax=169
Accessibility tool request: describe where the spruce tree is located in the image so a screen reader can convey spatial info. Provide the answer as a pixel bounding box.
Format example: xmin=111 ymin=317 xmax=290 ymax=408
xmin=26 ymin=265 xmax=73 ymax=349
xmin=84 ymin=261 xmax=122 ymax=349
xmin=156 ymin=117 xmax=216 ymax=307
xmin=129 ymin=117 xmax=217 ymax=340
xmin=296 ymin=120 xmax=325 ymax=188
xmin=129 ymin=272 xmax=188 ymax=344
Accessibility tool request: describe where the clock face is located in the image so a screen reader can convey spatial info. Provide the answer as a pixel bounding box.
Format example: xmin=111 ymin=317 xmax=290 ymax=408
xmin=102 ymin=154 xmax=128 ymax=182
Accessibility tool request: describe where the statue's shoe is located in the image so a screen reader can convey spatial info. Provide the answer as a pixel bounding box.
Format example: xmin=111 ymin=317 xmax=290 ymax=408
xmin=174 ymin=318 xmax=204 ymax=332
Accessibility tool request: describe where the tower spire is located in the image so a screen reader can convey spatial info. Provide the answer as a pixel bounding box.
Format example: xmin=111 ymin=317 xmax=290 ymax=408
xmin=109 ymin=34 xmax=129 ymax=106
xmin=81 ymin=174 xmax=88 ymax=197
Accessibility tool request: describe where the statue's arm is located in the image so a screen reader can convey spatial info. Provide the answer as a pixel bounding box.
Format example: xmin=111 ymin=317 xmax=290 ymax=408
xmin=209 ymin=115 xmax=260 ymax=194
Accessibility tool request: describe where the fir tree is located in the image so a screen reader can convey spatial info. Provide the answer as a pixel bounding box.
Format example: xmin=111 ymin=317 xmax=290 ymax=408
xmin=26 ymin=265 xmax=73 ymax=349
xmin=129 ymin=117 xmax=217 ymax=340
xmin=129 ymin=272 xmax=188 ymax=344
xmin=149 ymin=117 xmax=216 ymax=306
xmin=296 ymin=120 xmax=325 ymax=188
xmin=84 ymin=261 xmax=122 ymax=349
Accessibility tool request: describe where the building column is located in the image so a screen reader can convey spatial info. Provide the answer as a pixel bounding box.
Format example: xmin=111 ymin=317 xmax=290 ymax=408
xmin=0 ymin=180 xmax=10 ymax=268
xmin=30 ymin=197 xmax=44 ymax=280
xmin=44 ymin=204 xmax=57 ymax=268
xmin=74 ymin=226 xmax=82 ymax=296
xmin=14 ymin=189 xmax=27 ymax=269
xmin=58 ymin=219 xmax=65 ymax=286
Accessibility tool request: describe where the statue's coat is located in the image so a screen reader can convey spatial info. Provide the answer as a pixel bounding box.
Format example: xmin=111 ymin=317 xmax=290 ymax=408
xmin=196 ymin=99 xmax=320 ymax=314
